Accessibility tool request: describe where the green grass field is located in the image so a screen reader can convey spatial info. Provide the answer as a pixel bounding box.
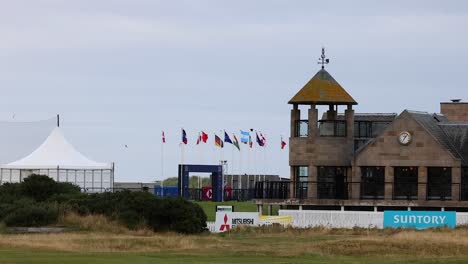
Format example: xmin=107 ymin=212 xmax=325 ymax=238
xmin=2 ymin=225 xmax=468 ymax=264
xmin=2 ymin=250 xmax=468 ymax=264
xmin=194 ymin=201 xmax=279 ymax=221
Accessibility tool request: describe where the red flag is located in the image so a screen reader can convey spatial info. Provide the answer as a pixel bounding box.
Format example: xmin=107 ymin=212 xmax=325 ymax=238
xmin=162 ymin=131 xmax=166 ymax=143
xmin=281 ymin=136 xmax=287 ymax=149
xmin=201 ymin=131 xmax=208 ymax=143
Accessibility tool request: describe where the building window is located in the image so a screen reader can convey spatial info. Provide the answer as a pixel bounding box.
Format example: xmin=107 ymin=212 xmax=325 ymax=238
xmin=360 ymin=167 xmax=385 ymax=199
xmin=295 ymin=120 xmax=309 ymax=137
xmin=294 ymin=166 xmax=308 ymax=199
xmin=393 ymin=167 xmax=418 ymax=200
xmin=354 ymin=121 xmax=391 ymax=138
xmin=427 ymin=167 xmax=452 ymax=200
xmin=461 ymin=168 xmax=468 ymax=201
xmin=317 ymin=167 xmax=348 ymax=199
xmin=319 ymin=121 xmax=346 ymax=137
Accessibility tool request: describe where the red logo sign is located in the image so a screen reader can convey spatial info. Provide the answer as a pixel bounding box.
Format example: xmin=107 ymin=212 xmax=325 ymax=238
xmin=219 ymin=214 xmax=230 ymax=231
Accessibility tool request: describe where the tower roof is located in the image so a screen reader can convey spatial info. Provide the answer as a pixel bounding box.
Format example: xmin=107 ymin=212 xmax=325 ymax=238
xmin=288 ymin=69 xmax=357 ymax=105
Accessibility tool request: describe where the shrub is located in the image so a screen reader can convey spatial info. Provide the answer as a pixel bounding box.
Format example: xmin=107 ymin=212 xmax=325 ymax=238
xmin=20 ymin=174 xmax=81 ymax=202
xmin=4 ymin=204 xmax=58 ymax=227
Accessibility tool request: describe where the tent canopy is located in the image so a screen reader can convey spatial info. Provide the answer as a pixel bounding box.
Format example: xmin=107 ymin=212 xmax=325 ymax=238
xmin=1 ymin=127 xmax=112 ymax=170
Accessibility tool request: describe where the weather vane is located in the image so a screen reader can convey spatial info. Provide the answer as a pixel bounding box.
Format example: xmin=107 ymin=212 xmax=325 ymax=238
xmin=318 ymin=47 xmax=329 ymax=69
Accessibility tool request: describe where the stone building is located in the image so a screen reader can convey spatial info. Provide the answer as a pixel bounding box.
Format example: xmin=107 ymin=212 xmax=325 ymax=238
xmin=256 ymin=51 xmax=468 ymax=211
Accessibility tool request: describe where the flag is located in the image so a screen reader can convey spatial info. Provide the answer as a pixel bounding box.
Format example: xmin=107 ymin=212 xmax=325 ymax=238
xmin=196 ymin=133 xmax=201 ymax=145
xmin=215 ymin=134 xmax=223 ymax=148
xmin=240 ymin=130 xmax=249 ymax=144
xmin=181 ymin=129 xmax=188 ymax=144
xmin=260 ymin=133 xmax=266 ymax=146
xmin=162 ymin=131 xmax=166 ymax=143
xmin=201 ymin=131 xmax=208 ymax=143
xmin=233 ymin=134 xmax=240 ymax=151
xmin=224 ymin=131 xmax=233 ymax=144
xmin=281 ymin=136 xmax=287 ymax=149
xmin=256 ymin=132 xmax=265 ymax=147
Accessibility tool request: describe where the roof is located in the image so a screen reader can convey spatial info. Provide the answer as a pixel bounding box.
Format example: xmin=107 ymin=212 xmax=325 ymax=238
xmin=331 ymin=113 xmax=397 ymax=122
xmin=439 ymin=123 xmax=468 ymax=166
xmin=288 ymin=69 xmax=357 ymax=105
xmin=406 ymin=111 xmax=464 ymax=164
xmin=1 ymin=127 xmax=112 ymax=170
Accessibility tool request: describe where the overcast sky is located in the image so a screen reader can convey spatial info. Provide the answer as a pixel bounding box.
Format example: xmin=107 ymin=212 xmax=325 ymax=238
xmin=1 ymin=0 xmax=468 ymax=182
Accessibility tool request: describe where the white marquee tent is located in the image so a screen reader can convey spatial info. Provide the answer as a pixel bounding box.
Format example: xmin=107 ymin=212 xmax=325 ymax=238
xmin=0 ymin=127 xmax=114 ymax=192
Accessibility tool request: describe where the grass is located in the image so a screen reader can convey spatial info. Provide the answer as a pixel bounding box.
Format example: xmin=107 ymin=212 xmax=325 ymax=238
xmin=194 ymin=201 xmax=279 ymax=221
xmin=3 ymin=220 xmax=468 ymax=263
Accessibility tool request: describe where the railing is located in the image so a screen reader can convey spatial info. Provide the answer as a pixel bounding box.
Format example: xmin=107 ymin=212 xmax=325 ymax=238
xmin=253 ymin=181 xmax=467 ymax=201
xmin=427 ymin=183 xmax=452 ymax=201
xmin=360 ymin=182 xmax=385 ymax=199
xmin=318 ymin=120 xmax=346 ymax=137
xmin=81 ymin=187 xmax=148 ymax=193
xmin=295 ymin=120 xmax=309 ymax=137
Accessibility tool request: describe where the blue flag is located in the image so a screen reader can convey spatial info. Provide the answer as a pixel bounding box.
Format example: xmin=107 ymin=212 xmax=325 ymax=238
xmin=240 ymin=130 xmax=249 ymax=144
xmin=224 ymin=131 xmax=233 ymax=144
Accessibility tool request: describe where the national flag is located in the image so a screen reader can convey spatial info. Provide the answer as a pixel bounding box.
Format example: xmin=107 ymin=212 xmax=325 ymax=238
xmin=260 ymin=133 xmax=266 ymax=146
xmin=256 ymin=132 xmax=265 ymax=147
xmin=240 ymin=130 xmax=249 ymax=144
xmin=201 ymin=131 xmax=208 ymax=143
xmin=181 ymin=129 xmax=188 ymax=145
xmin=233 ymin=134 xmax=240 ymax=151
xmin=281 ymin=136 xmax=287 ymax=150
xmin=162 ymin=131 xmax=166 ymax=143
xmin=224 ymin=131 xmax=233 ymax=144
xmin=215 ymin=134 xmax=223 ymax=148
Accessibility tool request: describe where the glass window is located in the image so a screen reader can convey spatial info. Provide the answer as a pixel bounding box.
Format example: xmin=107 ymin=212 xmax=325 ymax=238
xmin=317 ymin=167 xmax=348 ymax=199
xmin=294 ymin=166 xmax=308 ymax=199
xmin=394 ymin=167 xmax=418 ymax=200
xmin=295 ymin=120 xmax=309 ymax=137
xmin=319 ymin=121 xmax=346 ymax=137
xmin=427 ymin=167 xmax=452 ymax=200
xmin=462 ymin=168 xmax=468 ymax=201
xmin=360 ymin=167 xmax=385 ymax=199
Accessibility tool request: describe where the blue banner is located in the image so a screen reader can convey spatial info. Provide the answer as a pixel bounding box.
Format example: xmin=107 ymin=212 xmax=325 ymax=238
xmin=383 ymin=211 xmax=456 ymax=229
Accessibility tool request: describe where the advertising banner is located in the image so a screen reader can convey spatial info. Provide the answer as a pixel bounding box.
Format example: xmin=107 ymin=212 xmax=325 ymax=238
xmin=383 ymin=211 xmax=456 ymax=229
xmin=214 ymin=212 xmax=259 ymax=233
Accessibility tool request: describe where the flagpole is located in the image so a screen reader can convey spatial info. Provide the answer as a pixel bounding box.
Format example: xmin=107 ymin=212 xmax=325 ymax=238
xmin=161 ymin=131 xmax=164 ymax=197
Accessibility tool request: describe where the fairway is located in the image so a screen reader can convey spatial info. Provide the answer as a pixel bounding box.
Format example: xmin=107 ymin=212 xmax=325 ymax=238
xmin=194 ymin=201 xmax=279 ymax=221
xmin=2 ymin=226 xmax=468 ymax=263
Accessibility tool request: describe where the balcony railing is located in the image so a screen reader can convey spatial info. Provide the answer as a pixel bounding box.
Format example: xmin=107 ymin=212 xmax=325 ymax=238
xmin=319 ymin=120 xmax=346 ymax=137
xmin=253 ymin=181 xmax=466 ymax=201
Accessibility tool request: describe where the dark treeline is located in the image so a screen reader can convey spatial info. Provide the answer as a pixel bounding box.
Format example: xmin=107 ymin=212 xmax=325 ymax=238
xmin=0 ymin=175 xmax=207 ymax=234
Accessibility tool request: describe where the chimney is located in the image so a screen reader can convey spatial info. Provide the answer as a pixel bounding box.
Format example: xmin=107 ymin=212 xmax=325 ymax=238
xmin=441 ymin=99 xmax=468 ymax=122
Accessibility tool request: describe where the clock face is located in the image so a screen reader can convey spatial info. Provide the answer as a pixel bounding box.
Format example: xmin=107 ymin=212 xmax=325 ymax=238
xmin=398 ymin=131 xmax=412 ymax=145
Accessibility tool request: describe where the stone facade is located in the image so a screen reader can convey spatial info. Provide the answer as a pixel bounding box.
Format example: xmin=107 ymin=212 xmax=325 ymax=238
xmin=353 ymin=111 xmax=462 ymax=202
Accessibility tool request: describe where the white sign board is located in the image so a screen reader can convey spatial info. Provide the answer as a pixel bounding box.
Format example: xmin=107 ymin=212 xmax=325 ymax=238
xmin=214 ymin=212 xmax=259 ymax=233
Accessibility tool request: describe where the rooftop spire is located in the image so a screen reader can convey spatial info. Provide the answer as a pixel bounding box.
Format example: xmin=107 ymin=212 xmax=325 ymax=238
xmin=318 ymin=47 xmax=329 ymax=69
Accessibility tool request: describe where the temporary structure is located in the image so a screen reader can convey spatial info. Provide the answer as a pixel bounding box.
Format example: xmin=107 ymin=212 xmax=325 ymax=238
xmin=0 ymin=127 xmax=114 ymax=192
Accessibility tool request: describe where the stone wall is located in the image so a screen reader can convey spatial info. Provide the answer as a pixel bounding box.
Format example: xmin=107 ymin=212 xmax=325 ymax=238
xmin=441 ymin=102 xmax=468 ymax=122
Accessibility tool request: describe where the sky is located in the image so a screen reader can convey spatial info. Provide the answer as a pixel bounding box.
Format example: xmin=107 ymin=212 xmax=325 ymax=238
xmin=1 ymin=0 xmax=468 ymax=182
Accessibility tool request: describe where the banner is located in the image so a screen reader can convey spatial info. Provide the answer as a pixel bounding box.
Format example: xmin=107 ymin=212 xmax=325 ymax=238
xmin=214 ymin=212 xmax=259 ymax=233
xmin=383 ymin=211 xmax=456 ymax=229
xmin=259 ymin=215 xmax=292 ymax=226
